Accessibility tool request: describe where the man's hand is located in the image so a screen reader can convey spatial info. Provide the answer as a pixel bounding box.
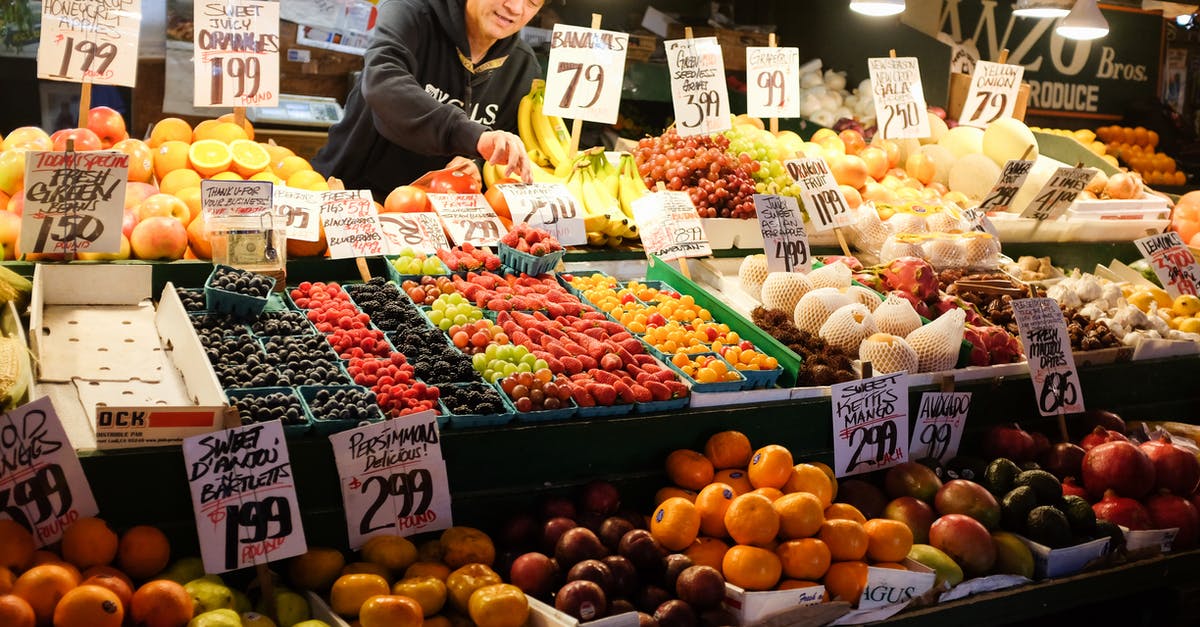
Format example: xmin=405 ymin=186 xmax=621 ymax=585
xmin=478 ymin=130 xmax=533 ymax=183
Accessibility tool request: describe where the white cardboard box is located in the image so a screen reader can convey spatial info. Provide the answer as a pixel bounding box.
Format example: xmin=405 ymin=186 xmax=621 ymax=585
xmin=722 ymin=582 xmax=833 ymax=625
xmin=1016 ymin=534 xmax=1111 ymax=579
xmin=29 ymin=264 xmax=228 ymax=451
xmin=528 ymin=596 xmax=638 ymax=627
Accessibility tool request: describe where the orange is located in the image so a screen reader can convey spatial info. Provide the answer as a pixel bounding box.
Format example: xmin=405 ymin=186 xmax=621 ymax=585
xmin=130 ymin=580 xmax=192 ymax=627
xmin=114 ymin=527 xmax=170 ymax=582
xmin=331 ymin=574 xmax=391 ymax=618
xmin=783 ymin=464 xmax=835 ymax=507
xmin=262 ymin=142 xmax=295 ymax=164
xmin=12 ymin=564 xmax=78 ymax=626
xmin=0 ymin=594 xmax=35 ymax=627
xmin=174 ymin=186 xmax=203 ymax=224
xmin=0 ymin=520 xmax=34 ymax=572
xmin=148 ymin=118 xmax=192 ymax=149
xmin=721 ymin=545 xmax=782 ymax=591
xmin=358 ymin=594 xmax=423 ymax=627
xmin=684 ymin=537 xmax=729 ymax=571
xmin=79 ymin=574 xmax=132 ymax=614
xmin=287 ymin=547 xmax=346 ymax=594
xmin=216 ymin=113 xmax=256 ymax=140
xmin=862 ymin=519 xmax=913 ymax=563
xmin=0 ymin=567 xmax=13 ymax=594
xmin=809 ymin=462 xmax=839 ymax=500
xmin=750 ymin=487 xmax=784 ymax=502
xmin=229 ymin=139 xmax=270 ymax=177
xmin=392 ymin=576 xmax=447 ymax=616
xmin=53 ymin=584 xmax=123 ymax=627
xmin=79 ymin=567 xmax=131 ymax=589
xmin=61 ymin=518 xmax=118 ymax=570
xmin=361 ymin=535 xmax=419 ymax=574
xmin=817 ymin=519 xmax=868 ymax=561
xmin=723 ymin=493 xmax=780 ymax=547
xmin=665 ymin=449 xmax=715 ymax=491
xmin=694 ymin=483 xmax=736 ymax=538
xmin=210 ymin=171 xmax=243 ymax=180
xmin=272 ymin=155 xmax=313 ymax=181
xmin=404 ymin=562 xmax=451 ymax=581
xmin=650 ymin=497 xmax=701 ymax=551
xmin=704 ymin=431 xmax=753 ymax=469
xmin=417 ymin=540 xmax=443 ymax=564
xmin=153 ymin=140 xmax=191 ymax=181
xmin=776 ymin=538 xmax=831 ymax=580
xmin=713 ymin=469 xmax=753 ymax=496
xmin=440 ymin=527 xmax=495 ymax=569
xmin=343 ymin=562 xmax=392 ymax=581
xmin=824 ymin=503 xmax=867 ymax=524
xmin=445 ymin=563 xmax=501 ymax=613
xmin=188 ymin=139 xmax=233 ymax=177
xmin=773 ymin=492 xmax=825 ymax=539
xmin=192 ymin=120 xmax=248 ymax=144
xmin=823 ymin=561 xmax=869 ymax=606
xmin=467 ymin=583 xmax=528 ymax=627
xmin=113 ymin=138 xmax=154 ymax=183
xmin=288 ymin=169 xmax=330 ymax=191
xmin=747 ymin=444 xmax=794 ymax=489
xmin=872 ymin=562 xmax=908 ymax=570
xmin=157 ymin=168 xmax=201 ymax=196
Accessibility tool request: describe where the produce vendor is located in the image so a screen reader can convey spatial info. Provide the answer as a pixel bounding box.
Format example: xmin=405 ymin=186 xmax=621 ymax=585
xmin=313 ymin=0 xmax=542 ymax=200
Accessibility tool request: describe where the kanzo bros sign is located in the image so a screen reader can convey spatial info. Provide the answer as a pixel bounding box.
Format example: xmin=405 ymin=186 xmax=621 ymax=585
xmin=921 ymin=1 xmax=1163 ymax=120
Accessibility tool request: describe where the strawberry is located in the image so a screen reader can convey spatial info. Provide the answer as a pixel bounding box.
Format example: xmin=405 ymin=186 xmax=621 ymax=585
xmin=664 ymin=381 xmax=690 ymax=398
xmin=630 ymin=383 xmax=653 ymax=403
xmin=560 ymin=356 xmax=584 ymax=374
xmin=586 ymin=383 xmax=618 ymax=406
xmin=577 ymin=355 xmax=598 ymax=370
xmin=591 ymin=370 xmax=620 ymax=385
xmin=617 ymin=338 xmax=644 ymax=354
xmin=645 ymin=380 xmax=672 ymax=401
xmin=612 ymin=380 xmax=637 ymax=404
xmin=652 ymin=369 xmax=677 ymax=383
xmin=633 ymin=354 xmax=656 ymax=366
xmin=599 ymin=353 xmax=623 ymax=372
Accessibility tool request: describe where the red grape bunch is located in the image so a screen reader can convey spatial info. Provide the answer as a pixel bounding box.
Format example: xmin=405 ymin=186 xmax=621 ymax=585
xmin=634 ymin=128 xmax=759 ymax=219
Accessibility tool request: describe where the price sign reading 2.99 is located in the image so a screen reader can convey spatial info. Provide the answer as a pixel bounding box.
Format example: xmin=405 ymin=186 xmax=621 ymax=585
xmin=38 ymin=0 xmax=142 ymax=87
xmin=1013 ymin=298 xmax=1085 ymax=416
xmin=543 ymin=25 xmax=629 ymax=125
xmin=831 ymin=373 xmax=910 ymax=478
xmin=868 ymin=57 xmax=931 ymax=140
xmin=666 ymin=37 xmax=731 ymax=137
xmin=746 ymin=47 xmax=800 ymax=119
xmin=193 ymin=0 xmax=280 ymax=107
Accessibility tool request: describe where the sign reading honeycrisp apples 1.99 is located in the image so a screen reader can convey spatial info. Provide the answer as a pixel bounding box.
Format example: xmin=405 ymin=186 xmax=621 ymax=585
xmin=0 ymin=397 xmax=100 ymax=547
xmin=831 ymin=373 xmax=909 ymax=478
xmin=631 ymin=191 xmax=711 ymax=262
xmin=38 ymin=0 xmax=141 ymax=87
xmin=194 ymin=0 xmax=280 ymax=107
xmin=666 ymin=37 xmax=731 ymax=137
xmin=21 ymin=150 xmax=129 ymax=255
xmin=543 ymin=25 xmax=628 ymax=125
xmin=1013 ymin=297 xmax=1084 ymax=416
xmin=868 ymin=57 xmax=930 ymax=140
xmin=746 ymin=46 xmax=801 ymax=119
xmin=321 ymin=190 xmax=388 ymax=258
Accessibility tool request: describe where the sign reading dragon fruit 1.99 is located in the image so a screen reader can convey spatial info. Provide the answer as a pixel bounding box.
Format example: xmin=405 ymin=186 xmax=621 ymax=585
xmin=193 ymin=0 xmax=280 ymax=107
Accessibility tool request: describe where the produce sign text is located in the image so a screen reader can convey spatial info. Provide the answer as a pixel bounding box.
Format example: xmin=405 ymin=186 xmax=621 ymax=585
xmin=666 ymin=37 xmax=731 ymax=137
xmin=193 ymin=0 xmax=280 ymax=107
xmin=1013 ymin=297 xmax=1084 ymax=416
xmin=21 ymin=150 xmax=128 ymax=255
xmin=831 ymin=373 xmax=909 ymax=477
xmin=39 ymin=0 xmax=141 ymax=86
xmin=321 ymin=189 xmax=387 ymax=258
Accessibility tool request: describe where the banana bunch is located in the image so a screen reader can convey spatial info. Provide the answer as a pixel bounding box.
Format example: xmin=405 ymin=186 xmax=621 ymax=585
xmin=518 ymin=79 xmax=574 ymax=179
xmin=567 ymin=149 xmax=632 ymax=244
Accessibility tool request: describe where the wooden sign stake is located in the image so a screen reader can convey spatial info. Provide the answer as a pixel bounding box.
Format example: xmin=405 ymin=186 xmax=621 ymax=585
xmin=833 ymin=227 xmax=852 ymax=258
xmin=998 ymin=48 xmax=1010 ymax=65
xmin=655 ymin=181 xmax=691 ymax=280
xmin=940 ymin=375 xmax=955 ymax=393
xmin=768 ymin=33 xmax=779 ymax=136
xmin=566 ymin=14 xmax=603 ymax=159
xmin=77 ymin=82 xmax=92 ymax=129
xmin=1057 ymin=413 xmax=1070 ymax=444
xmin=234 ymin=106 xmax=247 ymax=130
xmin=256 ymin=563 xmax=277 ymax=622
xmin=861 ymin=361 xmax=874 ymax=379
xmin=328 ymin=177 xmax=373 ymax=282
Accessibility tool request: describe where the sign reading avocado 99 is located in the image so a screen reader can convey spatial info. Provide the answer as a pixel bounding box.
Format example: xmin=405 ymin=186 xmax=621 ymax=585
xmin=193 ymin=0 xmax=280 ymax=107
xmin=831 ymin=373 xmax=909 ymax=478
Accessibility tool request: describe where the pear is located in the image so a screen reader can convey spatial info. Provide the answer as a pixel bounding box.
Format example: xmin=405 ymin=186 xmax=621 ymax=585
xmin=159 ymin=557 xmax=206 ymax=585
xmin=256 ymin=590 xmax=311 ymax=627
xmin=240 ymin=612 xmax=278 ymax=627
xmin=291 ymin=622 xmax=331 ymax=627
xmin=188 ymin=608 xmax=243 ymax=627
xmin=185 ymin=578 xmax=236 ymax=613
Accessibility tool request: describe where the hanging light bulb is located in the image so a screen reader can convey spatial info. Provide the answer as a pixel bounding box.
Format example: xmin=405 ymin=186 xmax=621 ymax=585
xmin=1012 ymin=0 xmax=1073 ymax=18
xmin=849 ymin=0 xmax=905 ymax=17
xmin=1056 ymin=0 xmax=1109 ymax=40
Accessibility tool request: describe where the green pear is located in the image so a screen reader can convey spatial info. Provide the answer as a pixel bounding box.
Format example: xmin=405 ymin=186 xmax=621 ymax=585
xmin=187 ymin=608 xmax=243 ymax=627
xmin=185 ymin=579 xmax=237 ymax=613
xmin=256 ymin=590 xmax=310 ymax=627
xmin=240 ymin=612 xmax=278 ymax=627
xmin=291 ymin=622 xmax=331 ymax=627
xmin=231 ymin=589 xmax=252 ymax=614
xmin=160 ymin=557 xmax=207 ymax=585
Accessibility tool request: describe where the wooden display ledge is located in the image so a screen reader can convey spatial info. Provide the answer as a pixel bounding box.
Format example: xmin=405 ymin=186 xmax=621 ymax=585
xmin=253 ymin=128 xmax=330 ymax=162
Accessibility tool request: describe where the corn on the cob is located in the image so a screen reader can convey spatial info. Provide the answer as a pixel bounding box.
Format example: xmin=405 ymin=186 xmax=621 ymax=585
xmin=0 ymin=336 xmax=29 ymax=410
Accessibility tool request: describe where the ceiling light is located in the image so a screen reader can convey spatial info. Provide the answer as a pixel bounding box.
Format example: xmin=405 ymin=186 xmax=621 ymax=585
xmin=1056 ymin=0 xmax=1109 ymax=40
xmin=849 ymin=0 xmax=906 ymax=17
xmin=1013 ymin=0 xmax=1073 ymax=18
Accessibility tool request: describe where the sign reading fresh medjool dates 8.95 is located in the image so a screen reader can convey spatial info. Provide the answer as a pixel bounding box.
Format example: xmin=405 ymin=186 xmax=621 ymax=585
xmin=194 ymin=0 xmax=280 ymax=107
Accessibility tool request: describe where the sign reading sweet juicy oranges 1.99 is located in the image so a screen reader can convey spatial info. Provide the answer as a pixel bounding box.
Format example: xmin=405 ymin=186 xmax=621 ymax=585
xmin=193 ymin=0 xmax=280 ymax=107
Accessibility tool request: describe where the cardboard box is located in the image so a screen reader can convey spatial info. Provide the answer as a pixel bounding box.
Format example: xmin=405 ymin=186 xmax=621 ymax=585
xmin=528 ymin=596 xmax=638 ymax=627
xmin=306 ymin=591 xmax=352 ymax=627
xmin=626 ymin=30 xmax=659 ymax=63
xmin=723 ymin=582 xmax=845 ymax=626
xmin=30 ymin=264 xmax=228 ymax=451
xmin=1016 ymin=534 xmax=1111 ymax=579
xmin=1124 ymin=527 xmax=1178 ymax=556
xmin=665 ymin=24 xmax=773 ymax=72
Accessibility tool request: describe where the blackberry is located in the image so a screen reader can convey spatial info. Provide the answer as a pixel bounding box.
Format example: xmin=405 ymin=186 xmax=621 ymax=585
xmin=441 ymin=382 xmax=506 ymax=415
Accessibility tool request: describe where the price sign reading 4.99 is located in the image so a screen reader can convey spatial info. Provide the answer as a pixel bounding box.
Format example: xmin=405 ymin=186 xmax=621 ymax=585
xmin=960 ymin=61 xmax=1024 ymax=129
xmin=746 ymin=47 xmax=800 ymax=119
xmin=1134 ymin=231 xmax=1200 ymax=298
xmin=38 ymin=0 xmax=142 ymax=87
xmin=329 ymin=410 xmax=453 ymax=548
xmin=321 ymin=190 xmax=389 ymax=259
xmin=753 ymin=194 xmax=809 ymax=273
xmin=631 ymin=191 xmax=712 ymax=262
xmin=21 ymin=151 xmax=128 ymax=255
xmin=831 ymin=373 xmax=909 ymax=478
xmin=184 ymin=420 xmax=307 ymax=574
xmin=909 ymin=392 xmax=971 ymax=463
xmin=194 ymin=0 xmax=280 ymax=107
xmin=543 ymin=25 xmax=628 ymax=125
xmin=1013 ymin=298 xmax=1085 ymax=416
xmin=666 ymin=37 xmax=731 ymax=137
xmin=785 ymin=158 xmax=853 ymax=233
xmin=498 ymin=183 xmax=586 ymax=246
xmin=0 ymin=397 xmax=99 ymax=547
xmin=868 ymin=57 xmax=930 ymax=140
xmin=429 ymin=193 xmax=508 ymax=247
xmin=1018 ymin=166 xmax=1094 ymax=221
xmin=378 ymin=213 xmax=451 ymax=256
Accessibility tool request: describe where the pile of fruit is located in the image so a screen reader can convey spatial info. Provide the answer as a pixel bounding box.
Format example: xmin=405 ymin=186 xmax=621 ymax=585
xmin=1095 ymin=125 xmax=1186 ymax=186
xmin=1028 ymin=127 xmax=1114 ymax=167
xmin=634 ymin=128 xmax=759 ymax=218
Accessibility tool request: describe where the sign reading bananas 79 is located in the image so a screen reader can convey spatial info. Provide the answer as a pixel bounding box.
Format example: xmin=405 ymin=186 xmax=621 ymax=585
xmin=543 ymin=24 xmax=629 ymax=125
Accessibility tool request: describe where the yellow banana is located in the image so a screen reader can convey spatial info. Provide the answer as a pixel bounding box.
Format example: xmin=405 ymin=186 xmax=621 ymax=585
xmin=580 ymin=166 xmax=629 ymax=237
xmin=587 ymin=231 xmax=608 ymax=247
xmin=591 ymin=153 xmax=620 ymax=199
xmin=517 ymin=93 xmax=539 ymax=153
xmin=606 ymin=234 xmax=624 ymax=248
xmin=567 ymin=167 xmax=607 ymax=233
xmin=530 ymin=164 xmax=565 ymax=185
xmin=547 ymin=112 xmax=572 ymax=153
xmin=483 ymin=162 xmax=499 ymax=188
xmin=531 ymin=92 xmax=568 ymax=169
xmin=617 ymin=156 xmax=648 ymax=222
xmin=527 ymin=147 xmax=551 ymax=168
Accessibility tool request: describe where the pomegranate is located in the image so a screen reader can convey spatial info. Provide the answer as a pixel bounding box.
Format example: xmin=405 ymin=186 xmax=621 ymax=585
xmin=1081 ymin=409 xmax=1126 ymax=437
xmin=1080 ymin=426 xmax=1128 ymax=452
xmin=1082 ymin=440 xmax=1156 ymax=500
xmin=982 ymin=424 xmax=1037 ymax=463
xmin=1040 ymin=442 xmax=1086 ymax=481
xmin=1092 ymin=490 xmax=1152 ymax=530
xmin=1140 ymin=436 xmax=1200 ymax=496
xmin=1030 ymin=431 xmax=1052 ymax=461
xmin=1061 ymin=477 xmax=1089 ymax=500
xmin=1144 ymin=492 xmax=1200 ymax=549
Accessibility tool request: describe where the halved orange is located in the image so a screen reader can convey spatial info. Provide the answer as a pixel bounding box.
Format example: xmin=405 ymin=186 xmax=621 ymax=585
xmin=188 ymin=140 xmax=232 ymax=177
xmin=229 ymin=139 xmax=270 ymax=177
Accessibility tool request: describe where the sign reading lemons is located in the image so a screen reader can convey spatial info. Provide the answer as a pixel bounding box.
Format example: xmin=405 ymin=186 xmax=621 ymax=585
xmin=1134 ymin=231 xmax=1200 ymax=299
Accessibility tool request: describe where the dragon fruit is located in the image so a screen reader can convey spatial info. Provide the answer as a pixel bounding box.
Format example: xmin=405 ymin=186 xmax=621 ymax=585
xmin=853 ymin=271 xmax=886 ymax=292
xmin=879 ymin=257 xmax=940 ymax=303
xmin=889 ymin=290 xmax=931 ymax=319
xmin=962 ymin=325 xmax=992 ymax=367
xmin=929 ymin=293 xmax=961 ymax=320
xmin=981 ymin=326 xmax=1024 ymax=364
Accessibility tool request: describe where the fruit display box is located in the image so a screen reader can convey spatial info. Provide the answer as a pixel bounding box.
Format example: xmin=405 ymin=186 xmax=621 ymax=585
xmin=988 ymin=213 xmax=1169 ymax=243
xmin=528 ymin=596 xmax=639 ymax=627
xmin=1015 ymin=534 xmax=1112 ymax=580
xmin=700 ymin=218 xmax=765 ymax=250
xmin=499 ymin=242 xmax=566 ymax=277
xmin=30 ymin=264 xmax=230 ymax=451
xmin=721 ymin=582 xmax=836 ymax=625
xmin=1123 ymin=526 xmax=1178 ymax=557
xmin=204 ymin=264 xmax=277 ymax=318
xmin=225 ymin=386 xmax=314 ymax=438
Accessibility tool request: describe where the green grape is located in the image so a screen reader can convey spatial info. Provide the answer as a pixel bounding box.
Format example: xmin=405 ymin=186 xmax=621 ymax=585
xmin=452 ymin=314 xmax=469 ymax=326
xmin=485 ymin=344 xmax=500 ymax=360
xmin=534 ymin=359 xmax=549 ymax=371
xmin=472 ymin=353 xmax=487 ymax=370
xmin=516 ymin=362 xmax=532 ymax=373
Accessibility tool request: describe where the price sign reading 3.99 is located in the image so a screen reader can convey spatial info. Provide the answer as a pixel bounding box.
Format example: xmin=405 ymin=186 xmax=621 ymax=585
xmin=746 ymin=47 xmax=800 ymax=119
xmin=831 ymin=373 xmax=909 ymax=478
xmin=1134 ymin=231 xmax=1200 ymax=298
xmin=21 ymin=151 xmax=128 ymax=256
xmin=868 ymin=57 xmax=930 ymax=140
xmin=1013 ymin=298 xmax=1085 ymax=416
xmin=752 ymin=194 xmax=809 ymax=273
xmin=960 ymin=61 xmax=1024 ymax=129
xmin=785 ymin=158 xmax=853 ymax=233
xmin=194 ymin=0 xmax=280 ymax=107
xmin=498 ymin=183 xmax=586 ymax=246
xmin=38 ymin=0 xmax=141 ymax=87
xmin=909 ymin=392 xmax=971 ymax=463
xmin=666 ymin=37 xmax=731 ymax=137
xmin=429 ymin=193 xmax=508 ymax=247
xmin=543 ymin=25 xmax=629 ymax=125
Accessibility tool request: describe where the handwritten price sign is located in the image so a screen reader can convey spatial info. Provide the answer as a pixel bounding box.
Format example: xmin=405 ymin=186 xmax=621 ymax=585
xmin=831 ymin=373 xmax=909 ymax=478
xmin=202 ymin=179 xmax=273 ymax=222
xmin=20 ymin=151 xmax=128 ymax=255
xmin=0 ymin=397 xmax=99 ymax=547
xmin=909 ymin=392 xmax=970 ymax=463
xmin=632 ymin=191 xmax=712 ymax=262
xmin=379 ymin=213 xmax=450 ymax=256
xmin=184 ymin=420 xmax=307 ymax=573
xmin=753 ymin=194 xmax=810 ymax=273
xmin=977 ymin=159 xmax=1034 ymax=215
xmin=960 ymin=61 xmax=1024 ymax=128
xmin=321 ymin=190 xmax=388 ymax=258
xmin=499 ymin=183 xmax=586 ymax=246
xmin=1135 ymin=232 xmax=1200 ymax=298
xmin=1018 ymin=167 xmax=1094 ymax=221
xmin=329 ymin=410 xmax=452 ymax=548
xmin=746 ymin=47 xmax=800 ymax=119
xmin=272 ymin=186 xmax=322 ymax=242
xmin=543 ymin=25 xmax=628 ymax=125
xmin=429 ymin=193 xmax=508 ymax=247
xmin=194 ymin=0 xmax=280 ymax=107
xmin=785 ymin=158 xmax=853 ymax=233
xmin=868 ymin=57 xmax=930 ymax=140
xmin=1013 ymin=298 xmax=1084 ymax=416
xmin=38 ymin=0 xmax=141 ymax=87
xmin=666 ymin=37 xmax=731 ymax=137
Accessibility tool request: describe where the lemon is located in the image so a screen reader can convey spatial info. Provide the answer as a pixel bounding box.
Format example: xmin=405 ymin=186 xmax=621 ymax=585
xmin=1127 ymin=291 xmax=1155 ymax=313
xmin=1172 ymin=294 xmax=1200 ymax=317
xmin=1178 ymin=318 xmax=1200 ymax=334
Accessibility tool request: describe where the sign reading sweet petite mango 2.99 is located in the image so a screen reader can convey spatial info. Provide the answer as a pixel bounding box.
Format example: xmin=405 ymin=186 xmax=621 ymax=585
xmin=38 ymin=0 xmax=142 ymax=87
xmin=193 ymin=0 xmax=280 ymax=107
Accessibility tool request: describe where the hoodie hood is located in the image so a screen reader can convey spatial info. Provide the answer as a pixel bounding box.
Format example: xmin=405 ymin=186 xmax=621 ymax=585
xmin=430 ymin=0 xmax=521 ymax=64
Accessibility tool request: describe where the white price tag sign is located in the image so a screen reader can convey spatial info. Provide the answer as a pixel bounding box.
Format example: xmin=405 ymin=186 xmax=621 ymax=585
xmin=272 ymin=186 xmax=322 ymax=242
xmin=193 ymin=0 xmax=280 ymax=107
xmin=909 ymin=392 xmax=971 ymax=463
xmin=977 ymin=159 xmax=1034 ymax=214
xmin=831 ymin=373 xmax=909 ymax=478
xmin=202 ymin=179 xmax=273 ymax=221
xmin=329 ymin=410 xmax=453 ymax=549
xmin=499 ymin=183 xmax=586 ymax=246
xmin=785 ymin=158 xmax=853 ymax=232
xmin=378 ymin=213 xmax=450 ymax=256
xmin=746 ymin=47 xmax=800 ymax=119
xmin=1018 ymin=167 xmax=1094 ymax=221
xmin=959 ymin=61 xmax=1024 ymax=129
xmin=38 ymin=0 xmax=141 ymax=87
xmin=184 ymin=420 xmax=307 ymax=574
xmin=868 ymin=57 xmax=930 ymax=140
xmin=753 ymin=194 xmax=810 ymax=273
xmin=542 ymin=25 xmax=628 ymax=125
xmin=0 ymin=397 xmax=99 ymax=547
xmin=320 ymin=190 xmax=388 ymax=258
xmin=632 ymin=191 xmax=712 ymax=262
xmin=666 ymin=37 xmax=731 ymax=137
xmin=858 ymin=565 xmax=937 ymax=610
xmin=429 ymin=193 xmax=508 ymax=247
xmin=1013 ymin=298 xmax=1084 ymax=416
xmin=20 ymin=151 xmax=128 ymax=255
xmin=1135 ymin=231 xmax=1200 ymax=298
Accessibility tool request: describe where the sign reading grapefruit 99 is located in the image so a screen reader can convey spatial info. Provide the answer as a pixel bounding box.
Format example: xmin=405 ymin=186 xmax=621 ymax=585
xmin=194 ymin=0 xmax=280 ymax=107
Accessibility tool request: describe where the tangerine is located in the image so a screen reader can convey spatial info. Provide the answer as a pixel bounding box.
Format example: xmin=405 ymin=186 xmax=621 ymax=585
xmin=287 ymin=547 xmax=346 ymax=594
xmin=130 ymin=580 xmax=193 ymax=627
xmin=0 ymin=520 xmax=34 ymax=572
xmin=331 ymin=574 xmax=391 ymax=618
xmin=0 ymin=594 xmax=35 ymax=627
xmin=694 ymin=483 xmax=736 ymax=538
xmin=13 ymin=564 xmax=83 ymax=626
xmin=153 ymin=140 xmax=191 ymax=180
xmin=750 ymin=487 xmax=784 ymax=502
xmin=467 ymin=583 xmax=528 ymax=627
xmin=723 ymin=493 xmax=780 ymax=547
xmin=445 ymin=563 xmax=501 ymax=613
xmin=721 ymin=545 xmax=782 ymax=591
xmin=747 ymin=445 xmax=794 ymax=489
xmin=362 ymin=535 xmax=419 ymax=574
xmin=773 ymin=492 xmax=825 ymax=539
xmin=823 ymin=561 xmax=869 ymax=606
xmin=52 ymin=584 xmax=123 ymax=627
xmin=703 ymin=431 xmax=753 ymax=470
xmin=808 ymin=462 xmax=839 ymax=500
xmin=440 ymin=527 xmax=495 ymax=569
xmin=358 ymin=594 xmax=423 ymax=627
xmin=148 ymin=118 xmax=192 ymax=149
xmin=775 ymin=538 xmax=831 ymax=580
xmin=404 ymin=562 xmax=451 ymax=581
xmin=392 ymin=576 xmax=446 ymax=616
xmin=650 ymin=497 xmax=701 ymax=551
xmin=0 ymin=567 xmax=13 ymax=594
xmin=783 ymin=464 xmax=835 ymax=507
xmin=61 ymin=518 xmax=118 ymax=570
xmin=342 ymin=562 xmax=392 ymax=581
xmin=713 ymin=469 xmax=753 ymax=495
xmin=818 ymin=519 xmax=869 ymax=561
xmin=665 ymin=449 xmax=715 ymax=491
xmin=862 ymin=518 xmax=913 ymax=563
xmin=684 ymin=537 xmax=729 ymax=571
xmin=79 ymin=574 xmax=132 ymax=614
xmin=824 ymin=503 xmax=867 ymax=524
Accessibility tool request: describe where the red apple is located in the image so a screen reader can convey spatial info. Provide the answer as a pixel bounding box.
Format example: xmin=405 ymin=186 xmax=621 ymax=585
xmin=87 ymin=106 xmax=128 ymax=149
xmin=7 ymin=190 xmax=24 ymax=216
xmin=51 ymin=127 xmax=103 ymax=152
xmin=186 ymin=212 xmax=212 ymax=259
xmin=124 ymin=182 xmax=159 ymax=210
xmin=2 ymin=126 xmax=51 ymax=152
xmin=136 ymin=193 xmax=190 ymax=222
xmin=130 ymin=216 xmax=187 ymax=260
xmin=122 ymin=208 xmax=140 ymax=240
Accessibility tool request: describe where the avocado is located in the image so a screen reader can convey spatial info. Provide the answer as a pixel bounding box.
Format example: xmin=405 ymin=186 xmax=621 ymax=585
xmin=1094 ymin=520 xmax=1125 ymax=552
xmin=1013 ymin=469 xmax=1062 ymax=505
xmin=984 ymin=458 xmax=1022 ymax=498
xmin=1026 ymin=505 xmax=1073 ymax=549
xmin=1059 ymin=495 xmax=1097 ymax=537
xmin=944 ymin=455 xmax=988 ymax=482
xmin=1018 ymin=460 xmax=1042 ymax=472
xmin=1001 ymin=485 xmax=1038 ymax=533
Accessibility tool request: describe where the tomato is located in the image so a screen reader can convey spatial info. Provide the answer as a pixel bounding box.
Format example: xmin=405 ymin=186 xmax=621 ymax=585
xmin=384 ymin=185 xmax=430 ymax=213
xmin=427 ymin=169 xmax=481 ymax=194
xmin=484 ymin=177 xmax=520 ymax=226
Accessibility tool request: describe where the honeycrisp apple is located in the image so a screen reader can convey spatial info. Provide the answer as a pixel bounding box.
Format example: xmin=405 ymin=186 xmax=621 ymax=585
xmin=1 ymin=126 xmax=51 ymax=151
xmin=124 ymin=182 xmax=160 ymax=210
xmin=122 ymin=208 xmax=140 ymax=240
xmin=136 ymin=193 xmax=190 ymax=222
xmin=50 ymin=127 xmax=102 ymax=152
xmin=130 ymin=216 xmax=187 ymax=260
xmin=87 ymin=106 xmax=128 ymax=148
